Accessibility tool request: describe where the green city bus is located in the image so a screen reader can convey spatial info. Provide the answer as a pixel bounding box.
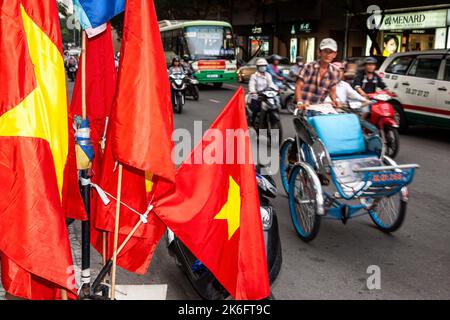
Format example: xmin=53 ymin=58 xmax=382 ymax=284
xmin=159 ymin=20 xmax=237 ymax=87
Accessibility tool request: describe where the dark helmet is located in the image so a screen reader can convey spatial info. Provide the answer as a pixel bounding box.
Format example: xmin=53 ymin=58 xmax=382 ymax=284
xmin=271 ymin=54 xmax=282 ymax=62
xmin=296 ymin=56 xmax=303 ymax=64
xmin=364 ymin=57 xmax=378 ymax=65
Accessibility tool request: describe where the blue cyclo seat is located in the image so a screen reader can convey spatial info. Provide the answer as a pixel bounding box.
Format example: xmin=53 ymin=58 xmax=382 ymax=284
xmin=308 ymin=114 xmax=366 ymax=157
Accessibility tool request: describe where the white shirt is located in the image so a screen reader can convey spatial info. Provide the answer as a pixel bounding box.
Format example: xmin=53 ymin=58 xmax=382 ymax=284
xmin=249 ymin=72 xmax=278 ymax=94
xmin=326 ymin=80 xmax=367 ymax=104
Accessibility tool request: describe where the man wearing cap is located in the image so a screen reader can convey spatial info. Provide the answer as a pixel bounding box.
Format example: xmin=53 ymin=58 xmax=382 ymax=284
xmin=354 ymin=57 xmax=387 ymax=98
xmin=295 ymin=38 xmax=341 ymax=110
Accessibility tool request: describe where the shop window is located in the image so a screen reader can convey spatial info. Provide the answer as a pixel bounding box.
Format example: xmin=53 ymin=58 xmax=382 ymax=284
xmin=407 ymin=56 xmax=442 ymax=80
xmin=385 ymin=56 xmax=414 ymax=75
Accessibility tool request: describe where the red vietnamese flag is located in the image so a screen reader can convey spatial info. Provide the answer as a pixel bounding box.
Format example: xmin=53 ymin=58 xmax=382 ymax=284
xmin=93 ymin=0 xmax=175 ymax=273
xmin=0 ymin=0 xmax=78 ymax=299
xmin=154 ymin=88 xmax=270 ymax=300
xmin=110 ymin=0 xmax=175 ymax=186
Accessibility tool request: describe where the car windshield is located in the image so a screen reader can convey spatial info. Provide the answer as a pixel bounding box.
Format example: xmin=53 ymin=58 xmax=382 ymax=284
xmin=184 ymin=25 xmax=235 ymax=60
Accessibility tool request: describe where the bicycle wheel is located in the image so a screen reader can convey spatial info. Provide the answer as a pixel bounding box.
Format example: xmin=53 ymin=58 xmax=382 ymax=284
xmin=288 ymin=163 xmax=322 ymax=242
xmin=369 ymin=191 xmax=407 ymax=233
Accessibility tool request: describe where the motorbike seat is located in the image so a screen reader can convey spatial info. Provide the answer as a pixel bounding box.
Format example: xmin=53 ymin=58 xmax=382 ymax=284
xmin=308 ymin=114 xmax=366 ymax=158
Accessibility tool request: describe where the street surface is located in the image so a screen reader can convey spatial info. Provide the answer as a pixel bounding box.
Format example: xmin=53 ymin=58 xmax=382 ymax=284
xmin=2 ymin=81 xmax=448 ymax=300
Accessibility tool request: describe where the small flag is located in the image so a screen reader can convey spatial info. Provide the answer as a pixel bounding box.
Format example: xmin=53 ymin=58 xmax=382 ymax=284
xmin=74 ymin=0 xmax=125 ymax=37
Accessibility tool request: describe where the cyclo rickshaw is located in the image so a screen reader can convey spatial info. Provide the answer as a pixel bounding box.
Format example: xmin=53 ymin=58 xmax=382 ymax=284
xmin=280 ymin=104 xmax=419 ymax=242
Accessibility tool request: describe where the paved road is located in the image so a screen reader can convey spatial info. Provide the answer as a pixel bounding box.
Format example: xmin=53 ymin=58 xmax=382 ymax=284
xmin=150 ymin=83 xmax=450 ymax=300
xmin=4 ymin=81 xmax=444 ymax=300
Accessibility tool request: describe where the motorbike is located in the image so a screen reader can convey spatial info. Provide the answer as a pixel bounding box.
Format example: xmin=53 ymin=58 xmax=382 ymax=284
xmin=349 ymin=90 xmax=400 ymax=158
xmin=66 ymin=62 xmax=78 ymax=82
xmin=279 ymin=79 xmax=297 ymax=114
xmin=246 ymin=88 xmax=283 ymax=146
xmin=169 ymin=72 xmax=188 ymax=114
xmin=166 ymin=167 xmax=282 ymax=300
xmin=185 ymin=70 xmax=200 ymax=101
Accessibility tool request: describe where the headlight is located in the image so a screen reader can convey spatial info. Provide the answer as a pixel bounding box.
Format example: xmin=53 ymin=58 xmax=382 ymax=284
xmin=260 ymin=207 xmax=273 ymax=231
xmin=374 ymin=94 xmax=390 ymax=101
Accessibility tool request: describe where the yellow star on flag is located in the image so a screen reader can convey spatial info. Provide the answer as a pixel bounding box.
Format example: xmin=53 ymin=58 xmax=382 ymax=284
xmin=214 ymin=176 xmax=241 ymax=240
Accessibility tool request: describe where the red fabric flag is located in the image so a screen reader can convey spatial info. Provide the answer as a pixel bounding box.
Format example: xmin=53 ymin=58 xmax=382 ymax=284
xmin=92 ymin=0 xmax=175 ymax=273
xmin=110 ymin=0 xmax=176 ymax=187
xmin=71 ymin=23 xmax=117 ymax=177
xmin=154 ymin=88 xmax=270 ymax=300
xmin=0 ymin=0 xmax=77 ymax=299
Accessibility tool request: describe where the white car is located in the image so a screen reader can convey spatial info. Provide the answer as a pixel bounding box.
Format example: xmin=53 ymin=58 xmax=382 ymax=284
xmin=378 ymin=50 xmax=450 ymax=131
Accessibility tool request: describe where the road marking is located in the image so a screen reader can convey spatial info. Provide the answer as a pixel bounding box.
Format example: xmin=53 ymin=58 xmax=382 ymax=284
xmin=209 ymin=99 xmax=221 ymax=104
xmin=224 ymin=83 xmax=240 ymax=89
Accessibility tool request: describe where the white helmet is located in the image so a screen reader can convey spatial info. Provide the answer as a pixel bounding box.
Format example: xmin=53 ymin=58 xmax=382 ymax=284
xmin=256 ymin=58 xmax=269 ymax=67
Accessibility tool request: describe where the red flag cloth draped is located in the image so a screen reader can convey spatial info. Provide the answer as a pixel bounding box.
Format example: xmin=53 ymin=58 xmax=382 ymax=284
xmin=0 ymin=0 xmax=77 ymax=299
xmin=70 ymin=23 xmax=119 ymax=249
xmin=92 ymin=0 xmax=175 ymax=273
xmin=154 ymin=88 xmax=270 ymax=300
xmin=71 ymin=23 xmax=117 ymax=178
xmin=110 ymin=0 xmax=175 ymax=187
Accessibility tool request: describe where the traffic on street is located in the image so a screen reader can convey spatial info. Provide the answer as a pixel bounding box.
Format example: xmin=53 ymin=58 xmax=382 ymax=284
xmin=1 ymin=0 xmax=450 ymax=308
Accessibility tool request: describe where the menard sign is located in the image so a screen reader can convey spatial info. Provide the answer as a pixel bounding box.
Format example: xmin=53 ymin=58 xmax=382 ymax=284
xmin=379 ymin=9 xmax=447 ymax=30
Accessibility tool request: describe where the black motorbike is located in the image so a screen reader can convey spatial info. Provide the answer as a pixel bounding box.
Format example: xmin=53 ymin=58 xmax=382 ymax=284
xmin=169 ymin=72 xmax=188 ymax=114
xmin=184 ymin=68 xmax=200 ymax=101
xmin=166 ymin=167 xmax=282 ymax=300
xmin=280 ymin=80 xmax=297 ymax=114
xmin=247 ymin=88 xmax=283 ymax=146
xmin=66 ymin=62 xmax=78 ymax=82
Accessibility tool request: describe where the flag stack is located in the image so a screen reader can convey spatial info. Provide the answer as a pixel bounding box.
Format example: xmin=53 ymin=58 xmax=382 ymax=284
xmin=0 ymin=0 xmax=81 ymax=300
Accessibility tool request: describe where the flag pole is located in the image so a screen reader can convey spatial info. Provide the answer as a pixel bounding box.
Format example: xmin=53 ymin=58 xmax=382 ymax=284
xmin=110 ymin=164 xmax=124 ymax=300
xmin=79 ymin=31 xmax=92 ymax=299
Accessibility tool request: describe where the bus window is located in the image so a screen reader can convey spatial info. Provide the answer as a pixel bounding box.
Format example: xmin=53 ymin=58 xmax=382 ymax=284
xmin=184 ymin=26 xmax=235 ymax=60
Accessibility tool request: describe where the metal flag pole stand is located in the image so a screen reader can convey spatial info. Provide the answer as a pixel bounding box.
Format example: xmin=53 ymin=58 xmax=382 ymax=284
xmin=78 ymin=31 xmax=92 ymax=300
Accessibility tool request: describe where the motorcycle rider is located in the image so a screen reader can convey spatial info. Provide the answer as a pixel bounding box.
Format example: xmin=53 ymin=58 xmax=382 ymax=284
xmin=169 ymin=56 xmax=185 ymax=75
xmin=288 ymin=56 xmax=304 ymax=82
xmin=65 ymin=55 xmax=78 ymax=81
xmin=169 ymin=56 xmax=187 ymax=108
xmin=248 ymin=58 xmax=279 ymax=127
xmin=354 ymin=57 xmax=387 ymax=98
xmin=267 ymin=54 xmax=286 ymax=86
xmin=295 ymin=38 xmax=341 ymax=111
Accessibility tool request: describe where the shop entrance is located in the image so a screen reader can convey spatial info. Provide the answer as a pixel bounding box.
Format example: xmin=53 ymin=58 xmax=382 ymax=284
xmin=300 ymin=37 xmax=316 ymax=63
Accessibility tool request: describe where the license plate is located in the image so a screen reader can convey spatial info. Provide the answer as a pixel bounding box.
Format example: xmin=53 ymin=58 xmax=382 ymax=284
xmin=207 ymin=74 xmax=220 ymax=78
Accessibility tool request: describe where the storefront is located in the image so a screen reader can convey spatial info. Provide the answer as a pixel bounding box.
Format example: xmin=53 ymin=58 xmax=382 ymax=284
xmin=233 ymin=25 xmax=275 ymax=61
xmin=366 ymin=8 xmax=450 ymax=57
xmin=288 ymin=20 xmax=319 ymax=63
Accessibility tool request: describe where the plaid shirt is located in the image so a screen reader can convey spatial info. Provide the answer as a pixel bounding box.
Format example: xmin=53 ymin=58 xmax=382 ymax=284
xmin=298 ymin=61 xmax=339 ymax=104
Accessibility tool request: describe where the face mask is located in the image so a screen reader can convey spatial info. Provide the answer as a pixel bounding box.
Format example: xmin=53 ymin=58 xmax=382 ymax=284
xmin=258 ymin=66 xmax=267 ymax=73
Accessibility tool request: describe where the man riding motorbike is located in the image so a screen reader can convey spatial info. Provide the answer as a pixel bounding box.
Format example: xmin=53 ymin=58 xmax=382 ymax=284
xmin=267 ymin=54 xmax=286 ymax=87
xmin=354 ymin=57 xmax=387 ymax=98
xmin=248 ymin=58 xmax=279 ymax=127
xmin=288 ymin=56 xmax=304 ymax=82
xmin=353 ymin=57 xmax=388 ymax=120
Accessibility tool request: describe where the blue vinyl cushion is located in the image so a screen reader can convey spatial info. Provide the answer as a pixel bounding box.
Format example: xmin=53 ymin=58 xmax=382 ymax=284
xmin=308 ymin=114 xmax=366 ymax=157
